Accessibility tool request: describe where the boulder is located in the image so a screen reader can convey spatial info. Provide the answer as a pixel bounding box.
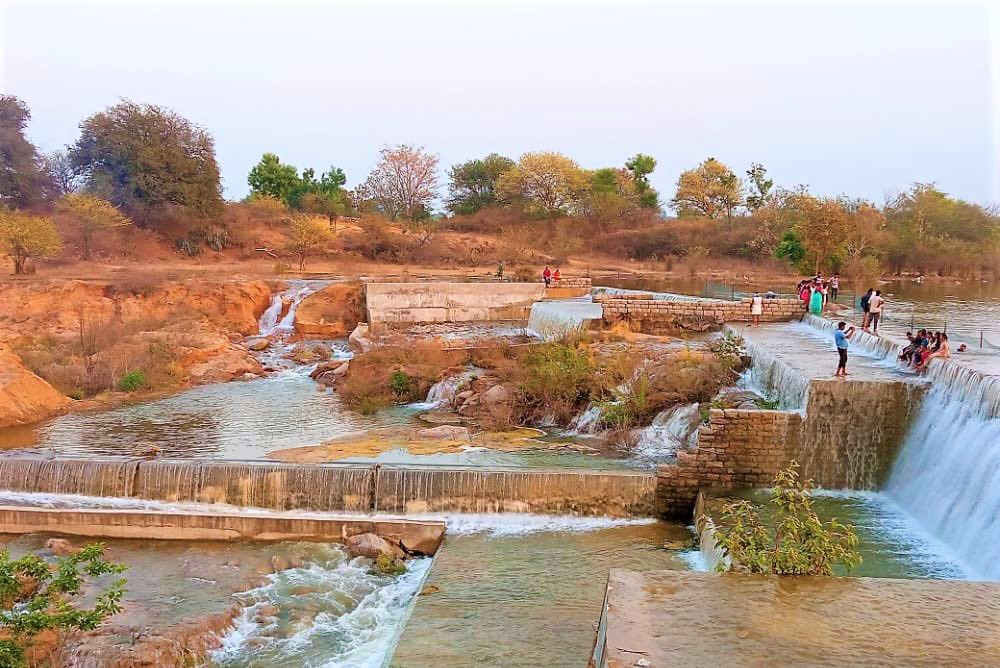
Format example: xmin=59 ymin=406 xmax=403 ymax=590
xmin=294 ymin=283 xmax=366 ymax=338
xmin=344 ymin=533 xmax=404 ymax=561
xmin=348 ymin=323 xmax=374 ymax=353
xmin=416 ymin=425 xmax=469 ymax=441
xmin=246 ymin=338 xmax=270 ymax=351
xmin=455 ymin=390 xmax=475 ymax=401
xmin=45 ymin=538 xmax=81 ymax=557
xmin=481 ymin=384 xmax=511 ymax=405
xmin=0 ymin=347 xmax=69 ymax=428
xmin=271 ymin=555 xmax=292 ymax=572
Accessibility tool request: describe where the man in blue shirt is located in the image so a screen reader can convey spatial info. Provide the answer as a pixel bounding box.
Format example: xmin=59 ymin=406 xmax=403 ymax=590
xmin=834 ymin=320 xmax=857 ymax=377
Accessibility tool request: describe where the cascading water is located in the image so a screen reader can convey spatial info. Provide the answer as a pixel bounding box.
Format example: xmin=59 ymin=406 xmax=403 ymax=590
xmin=258 ymin=280 xmax=324 ymax=338
xmin=526 ymin=298 xmax=603 ymax=340
xmin=633 ymin=403 xmax=700 ymax=459
xmin=412 ymin=369 xmax=479 ymax=410
xmin=801 ymin=314 xmax=901 ymax=361
xmin=885 ymin=360 xmax=1000 ymax=579
xmin=590 ymin=286 xmax=702 ymax=302
xmin=737 ymin=332 xmax=811 ymax=410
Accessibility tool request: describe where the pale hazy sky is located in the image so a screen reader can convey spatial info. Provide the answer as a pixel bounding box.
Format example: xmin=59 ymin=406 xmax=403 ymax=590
xmin=2 ymin=0 xmax=999 ymax=207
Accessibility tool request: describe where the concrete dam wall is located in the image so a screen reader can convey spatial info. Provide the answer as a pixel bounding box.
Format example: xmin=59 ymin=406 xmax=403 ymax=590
xmin=0 ymin=457 xmax=658 ymax=518
xmin=365 ymin=282 xmax=545 ymax=330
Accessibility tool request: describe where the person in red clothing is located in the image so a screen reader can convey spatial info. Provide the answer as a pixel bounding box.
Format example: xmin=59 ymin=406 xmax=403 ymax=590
xmin=542 ymin=265 xmax=552 ymax=286
xmin=553 ymin=268 xmax=561 ymax=283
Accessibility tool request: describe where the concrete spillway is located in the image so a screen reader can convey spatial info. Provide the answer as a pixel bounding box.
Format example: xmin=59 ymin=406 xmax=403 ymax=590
xmin=0 ymin=457 xmax=657 ymax=518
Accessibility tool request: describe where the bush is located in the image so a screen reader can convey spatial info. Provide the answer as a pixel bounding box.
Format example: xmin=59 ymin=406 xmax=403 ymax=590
xmin=713 ymin=463 xmax=862 ymax=575
xmin=0 ymin=543 xmax=127 ymax=667
xmin=117 ymin=369 xmax=145 ymax=392
xmin=175 ymin=236 xmax=200 ymax=257
xmin=389 ymin=370 xmax=414 ymax=397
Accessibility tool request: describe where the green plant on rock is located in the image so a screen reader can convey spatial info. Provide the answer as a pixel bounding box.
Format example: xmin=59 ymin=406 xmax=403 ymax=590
xmin=372 ymin=552 xmax=407 ymax=576
xmin=117 ymin=369 xmax=145 ymax=392
xmin=713 ymin=463 xmax=861 ymax=575
xmin=0 ymin=543 xmax=127 ymax=668
xmin=389 ymin=370 xmax=414 ymax=398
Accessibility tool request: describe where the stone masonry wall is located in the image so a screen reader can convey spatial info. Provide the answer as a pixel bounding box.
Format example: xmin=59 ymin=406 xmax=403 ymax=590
xmin=654 ymin=379 xmax=924 ymax=519
xmin=656 ymin=409 xmax=801 ymax=519
xmin=598 ymin=296 xmax=802 ymax=331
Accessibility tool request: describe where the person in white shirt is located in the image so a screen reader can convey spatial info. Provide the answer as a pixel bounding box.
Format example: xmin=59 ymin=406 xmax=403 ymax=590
xmin=749 ymin=292 xmax=763 ymax=327
xmin=868 ymin=290 xmax=885 ymax=333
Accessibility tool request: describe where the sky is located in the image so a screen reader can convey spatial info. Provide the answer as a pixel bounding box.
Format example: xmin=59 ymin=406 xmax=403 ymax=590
xmin=2 ymin=0 xmax=998 ymax=207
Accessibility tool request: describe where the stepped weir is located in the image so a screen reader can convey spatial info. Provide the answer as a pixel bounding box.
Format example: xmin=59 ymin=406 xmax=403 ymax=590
xmin=0 ymin=457 xmax=658 ymax=517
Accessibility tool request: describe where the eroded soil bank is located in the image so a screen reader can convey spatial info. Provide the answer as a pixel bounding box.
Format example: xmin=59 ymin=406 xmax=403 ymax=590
xmin=0 ymin=279 xmax=275 ymax=428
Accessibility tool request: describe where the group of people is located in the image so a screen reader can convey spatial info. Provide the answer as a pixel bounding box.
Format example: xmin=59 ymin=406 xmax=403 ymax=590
xmin=859 ymin=288 xmax=886 ymax=333
xmin=542 ymin=265 xmax=561 ymax=287
xmin=797 ymin=274 xmax=840 ymax=315
xmin=899 ymin=330 xmax=961 ymax=369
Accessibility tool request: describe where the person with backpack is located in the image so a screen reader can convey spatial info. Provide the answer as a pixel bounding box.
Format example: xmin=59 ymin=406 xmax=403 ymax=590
xmin=860 ymin=288 xmax=873 ymax=330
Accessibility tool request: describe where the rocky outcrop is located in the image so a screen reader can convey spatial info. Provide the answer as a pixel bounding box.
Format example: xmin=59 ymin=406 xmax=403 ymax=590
xmin=310 ymin=360 xmax=349 ymax=386
xmin=348 ymin=323 xmax=374 ymax=353
xmin=294 ymin=282 xmax=365 ymax=338
xmin=0 ymin=346 xmax=69 ymax=427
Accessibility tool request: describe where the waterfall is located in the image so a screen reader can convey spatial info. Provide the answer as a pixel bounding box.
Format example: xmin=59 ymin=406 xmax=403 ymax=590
xmin=526 ymin=298 xmax=603 ymax=340
xmin=591 ymin=286 xmax=702 ymax=302
xmin=885 ymin=359 xmax=1000 ymax=579
xmin=802 ymin=314 xmax=901 ymax=361
xmin=257 ymin=281 xmax=323 ymax=338
xmin=0 ymin=457 xmax=658 ymax=518
xmin=414 ymin=369 xmax=478 ymax=409
xmin=633 ymin=403 xmax=700 ymax=459
xmin=738 ymin=333 xmax=811 ymax=410
xmin=569 ymin=404 xmax=603 ymax=434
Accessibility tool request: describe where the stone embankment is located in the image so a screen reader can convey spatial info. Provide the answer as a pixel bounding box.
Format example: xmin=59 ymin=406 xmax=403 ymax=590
xmin=365 ymin=282 xmax=545 ymax=330
xmin=597 ymin=294 xmax=802 ymax=331
xmin=655 ymin=379 xmax=923 ymax=518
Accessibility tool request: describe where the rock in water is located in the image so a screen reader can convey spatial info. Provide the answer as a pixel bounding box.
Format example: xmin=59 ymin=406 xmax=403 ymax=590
xmin=344 ymin=533 xmax=404 ymax=560
xmin=416 ymin=425 xmax=470 ymax=441
xmin=246 ymin=338 xmax=270 ymax=351
xmin=45 ymin=538 xmax=81 ymax=557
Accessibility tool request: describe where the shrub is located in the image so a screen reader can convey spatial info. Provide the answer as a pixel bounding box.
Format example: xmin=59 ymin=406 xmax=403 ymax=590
xmin=372 ymin=552 xmax=407 ymax=576
xmin=0 ymin=543 xmax=127 ymax=667
xmin=273 ymin=261 xmax=291 ymax=275
xmin=117 ymin=369 xmax=145 ymax=392
xmin=389 ymin=370 xmax=414 ymax=398
xmin=713 ymin=463 xmax=862 ymax=575
xmin=175 ymin=236 xmax=200 ymax=257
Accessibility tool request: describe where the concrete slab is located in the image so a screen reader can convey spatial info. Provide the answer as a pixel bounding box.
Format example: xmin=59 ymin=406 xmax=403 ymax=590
xmin=593 ymin=569 xmax=1000 ymax=667
xmin=0 ymin=506 xmax=446 ymax=554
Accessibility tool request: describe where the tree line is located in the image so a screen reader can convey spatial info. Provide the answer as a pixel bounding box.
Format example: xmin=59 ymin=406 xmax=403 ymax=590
xmin=1 ymin=94 xmax=998 ymax=277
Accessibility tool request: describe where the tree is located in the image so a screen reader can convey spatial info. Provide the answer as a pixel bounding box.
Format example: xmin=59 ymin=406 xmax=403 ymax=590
xmin=247 ymin=153 xmax=299 ymax=202
xmin=587 ymin=167 xmax=640 ymax=223
xmin=360 ymin=145 xmax=439 ymax=221
xmin=56 ymin=193 xmax=131 ymax=259
xmin=285 ymin=215 xmax=334 ymax=269
xmin=625 ymin=153 xmax=660 ymax=209
xmin=287 ymin=166 xmax=349 ymax=217
xmin=745 ymin=163 xmax=774 ymax=212
xmin=712 ymin=463 xmax=861 ymax=576
xmin=496 ymin=152 xmax=590 ymax=218
xmin=773 ymin=229 xmax=806 ymax=268
xmin=244 ymin=194 xmax=289 ymax=227
xmin=0 ymin=543 xmax=126 ymax=667
xmin=0 ymin=210 xmax=63 ymax=274
xmin=70 ymin=101 xmax=223 ymax=225
xmin=445 ymin=153 xmax=515 ymax=214
xmin=0 ymin=96 xmax=52 ymax=207
xmin=671 ymin=157 xmax=744 ymax=222
xmin=42 ymin=150 xmax=82 ymax=197
xmin=843 ymin=199 xmax=886 ymax=258
xmin=794 ymin=196 xmax=850 ymax=273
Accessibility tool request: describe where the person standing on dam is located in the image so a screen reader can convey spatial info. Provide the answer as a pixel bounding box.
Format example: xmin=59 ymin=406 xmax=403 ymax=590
xmin=834 ymin=320 xmax=857 ymax=377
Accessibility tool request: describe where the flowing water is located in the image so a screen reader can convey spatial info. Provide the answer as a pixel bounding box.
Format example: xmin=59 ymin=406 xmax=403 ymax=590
xmin=391 ymin=521 xmax=694 ymax=667
xmin=525 ymin=297 xmax=603 ymax=340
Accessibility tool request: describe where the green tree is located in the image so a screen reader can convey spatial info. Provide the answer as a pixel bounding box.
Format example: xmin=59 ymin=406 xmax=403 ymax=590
xmin=587 ymin=168 xmax=640 ymax=223
xmin=625 ymin=153 xmax=660 ymax=209
xmin=0 ymin=210 xmax=63 ymax=274
xmin=745 ymin=162 xmax=774 ymax=212
xmin=285 ymin=215 xmax=334 ymax=269
xmin=0 ymin=543 xmax=126 ymax=667
xmin=445 ymin=153 xmax=515 ymax=214
xmin=712 ymin=463 xmax=861 ymax=576
xmin=56 ymin=193 xmax=131 ymax=259
xmin=287 ymin=166 xmax=349 ymax=217
xmin=70 ymin=101 xmax=223 ymax=226
xmin=0 ymin=96 xmax=52 ymax=207
xmin=671 ymin=157 xmax=744 ymax=223
xmin=795 ymin=196 xmax=850 ymax=273
xmin=496 ymin=152 xmax=590 ymax=219
xmin=247 ymin=153 xmax=300 ymax=203
xmin=773 ymin=229 xmax=806 ymax=268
